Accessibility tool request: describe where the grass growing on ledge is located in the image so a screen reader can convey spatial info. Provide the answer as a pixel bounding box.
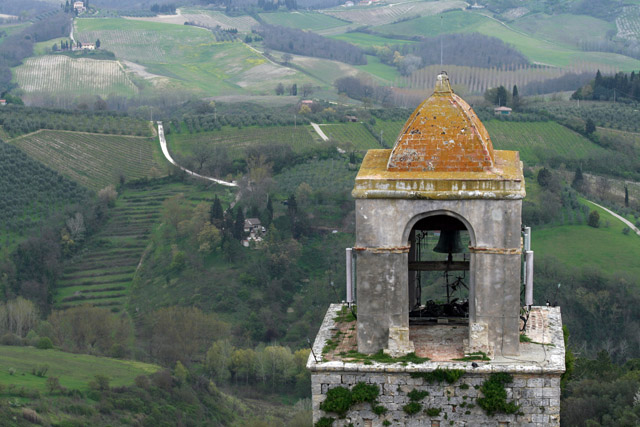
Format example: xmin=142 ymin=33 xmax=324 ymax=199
xmin=341 ymin=349 xmax=430 ymax=364
xmin=333 ymin=305 xmax=357 ymax=323
xmin=477 ymin=373 xmax=521 ymax=416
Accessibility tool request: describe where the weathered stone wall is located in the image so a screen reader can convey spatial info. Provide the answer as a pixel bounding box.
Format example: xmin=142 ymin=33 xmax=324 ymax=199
xmin=312 ymin=371 xmax=560 ymax=427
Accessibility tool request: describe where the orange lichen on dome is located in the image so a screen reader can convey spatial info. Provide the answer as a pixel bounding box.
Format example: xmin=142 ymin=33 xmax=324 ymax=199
xmin=387 ymin=73 xmax=495 ymax=173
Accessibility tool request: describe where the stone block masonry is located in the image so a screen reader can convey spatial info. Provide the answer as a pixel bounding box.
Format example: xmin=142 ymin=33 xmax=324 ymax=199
xmin=311 ymin=371 xmax=560 ymax=426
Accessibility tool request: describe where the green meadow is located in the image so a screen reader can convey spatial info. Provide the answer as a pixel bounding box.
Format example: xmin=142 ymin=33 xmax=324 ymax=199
xmin=0 ymin=346 xmax=159 ymax=393
xmin=259 ymin=11 xmax=349 ymax=31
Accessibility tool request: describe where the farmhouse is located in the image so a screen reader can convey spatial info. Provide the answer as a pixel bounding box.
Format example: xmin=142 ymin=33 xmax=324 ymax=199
xmin=73 ymin=1 xmax=86 ymax=12
xmin=80 ymin=42 xmax=95 ymax=50
xmin=243 ymin=218 xmax=263 ymax=234
xmin=494 ymin=105 xmax=512 ymax=115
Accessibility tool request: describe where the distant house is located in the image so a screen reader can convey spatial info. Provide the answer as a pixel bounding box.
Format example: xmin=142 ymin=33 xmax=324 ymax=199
xmin=73 ymin=1 xmax=86 ymax=12
xmin=243 ymin=218 xmax=263 ymax=234
xmin=0 ymin=100 xmax=6 ymax=106
xmin=344 ymin=0 xmax=354 ymax=6
xmin=345 ymin=115 xmax=358 ymax=122
xmin=494 ymin=106 xmax=512 ymax=115
xmin=301 ymin=100 xmax=313 ymax=106
xmin=81 ymin=42 xmax=95 ymax=50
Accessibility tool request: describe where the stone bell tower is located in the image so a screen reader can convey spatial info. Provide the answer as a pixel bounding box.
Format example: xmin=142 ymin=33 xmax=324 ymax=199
xmin=353 ymin=73 xmax=523 ymax=358
xmin=308 ymin=74 xmax=565 ymax=427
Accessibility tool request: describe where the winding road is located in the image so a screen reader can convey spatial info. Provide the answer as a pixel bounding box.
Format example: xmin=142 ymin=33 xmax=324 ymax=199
xmin=586 ymin=200 xmax=640 ymax=237
xmin=156 ymin=121 xmax=237 ymax=187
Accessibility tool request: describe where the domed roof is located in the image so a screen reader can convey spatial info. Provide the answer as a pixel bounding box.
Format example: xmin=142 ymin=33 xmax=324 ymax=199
xmin=387 ymin=73 xmax=495 ymax=173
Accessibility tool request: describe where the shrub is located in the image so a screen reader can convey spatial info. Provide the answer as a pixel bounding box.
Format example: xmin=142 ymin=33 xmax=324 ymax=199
xmin=407 ymin=389 xmax=429 ymax=401
xmin=425 ymin=407 xmax=441 ymax=416
xmin=22 ymin=408 xmax=43 ymax=424
xmin=37 ymin=337 xmax=53 ymax=349
xmin=477 ymin=373 xmax=519 ymax=416
xmin=46 ymin=376 xmax=61 ymax=393
xmin=90 ymin=374 xmax=110 ymax=391
xmin=32 ymin=364 xmax=49 ymax=377
xmin=587 ymin=210 xmax=600 ymax=228
xmin=319 ymin=387 xmax=352 ymax=417
xmin=1 ymin=333 xmax=23 ymax=346
xmin=403 ymin=401 xmax=422 ymax=415
xmin=623 ymin=227 xmax=630 ymax=235
xmin=315 ymin=417 xmax=334 ymax=427
xmin=351 ymin=382 xmax=379 ymax=404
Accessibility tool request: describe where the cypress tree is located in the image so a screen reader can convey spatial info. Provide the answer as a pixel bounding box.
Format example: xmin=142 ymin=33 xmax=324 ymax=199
xmin=210 ymin=195 xmax=223 ymax=225
xmin=233 ymin=208 xmax=245 ymax=240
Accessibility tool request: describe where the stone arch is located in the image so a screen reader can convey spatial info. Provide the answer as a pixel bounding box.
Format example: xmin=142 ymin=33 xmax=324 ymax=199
xmin=402 ymin=209 xmax=477 ymax=247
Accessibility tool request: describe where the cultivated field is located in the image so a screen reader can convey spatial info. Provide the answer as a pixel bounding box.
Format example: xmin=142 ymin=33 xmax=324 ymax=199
xmin=126 ymin=8 xmax=259 ymax=32
xmin=617 ymin=6 xmax=640 ymax=41
xmin=75 ymin=18 xmax=313 ymax=96
xmin=512 ymin=13 xmax=614 ymax=48
xmin=484 ymin=120 xmax=607 ymax=165
xmin=11 ymin=130 xmax=161 ymax=191
xmin=321 ymin=0 xmax=467 ymax=26
xmin=54 ymin=184 xmax=195 ymax=312
xmin=320 ymin=122 xmax=382 ymax=150
xmin=397 ymin=63 xmax=617 ymax=95
xmin=0 ymin=345 xmax=159 ymax=392
xmin=167 ymin=125 xmax=319 ymax=159
xmin=14 ymin=55 xmax=137 ymax=98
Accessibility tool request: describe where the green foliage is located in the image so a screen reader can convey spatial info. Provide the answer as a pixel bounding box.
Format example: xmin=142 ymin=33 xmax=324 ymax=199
xmin=320 ymin=387 xmax=352 ymax=417
xmin=425 ymin=407 xmax=441 ymax=416
xmin=351 ymin=382 xmax=379 ymax=404
xmin=588 ymin=210 xmax=600 ymax=228
xmin=315 ymin=417 xmax=335 ymax=427
xmin=477 ymin=373 xmax=519 ymax=416
xmin=382 ymin=420 xmax=391 ymax=427
xmin=36 ymin=337 xmax=53 ymax=350
xmin=0 ymin=140 xmax=90 ymax=245
xmin=561 ymin=325 xmax=574 ymax=390
xmin=410 ymin=368 xmax=465 ymax=384
xmin=373 ymin=404 xmax=387 ymax=415
xmin=90 ymin=374 xmax=110 ymax=391
xmin=520 ymin=334 xmax=533 ymax=343
xmin=403 ymin=401 xmax=422 ymax=415
xmin=342 ymin=349 xmax=430 ymax=365
xmin=31 ymin=364 xmax=49 ymax=377
xmin=407 ymin=389 xmax=429 ymax=401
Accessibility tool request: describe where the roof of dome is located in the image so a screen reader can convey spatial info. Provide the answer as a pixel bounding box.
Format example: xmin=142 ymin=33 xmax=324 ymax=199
xmin=387 ymin=73 xmax=495 ymax=173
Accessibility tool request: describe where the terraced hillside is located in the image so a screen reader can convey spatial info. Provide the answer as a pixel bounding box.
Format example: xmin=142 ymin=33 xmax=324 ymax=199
xmin=54 ymin=184 xmax=187 ymax=312
xmin=11 ymin=130 xmax=162 ymax=191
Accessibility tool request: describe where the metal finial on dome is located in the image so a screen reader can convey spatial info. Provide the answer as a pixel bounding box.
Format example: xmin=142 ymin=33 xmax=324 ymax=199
xmin=435 ymin=71 xmax=452 ymax=94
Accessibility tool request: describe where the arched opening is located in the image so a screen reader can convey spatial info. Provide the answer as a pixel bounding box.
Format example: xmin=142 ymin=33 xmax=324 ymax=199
xmin=405 ymin=213 xmax=474 ymax=359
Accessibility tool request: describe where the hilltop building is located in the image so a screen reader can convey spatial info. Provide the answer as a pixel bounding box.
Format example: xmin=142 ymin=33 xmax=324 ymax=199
xmin=308 ymin=73 xmax=565 ymax=426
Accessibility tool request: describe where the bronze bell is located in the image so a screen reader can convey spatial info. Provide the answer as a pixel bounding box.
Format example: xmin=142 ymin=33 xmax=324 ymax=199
xmin=433 ymin=230 xmax=465 ymax=254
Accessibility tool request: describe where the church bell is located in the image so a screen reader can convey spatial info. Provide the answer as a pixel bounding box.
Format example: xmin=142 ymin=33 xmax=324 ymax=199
xmin=433 ymin=230 xmax=465 ymax=254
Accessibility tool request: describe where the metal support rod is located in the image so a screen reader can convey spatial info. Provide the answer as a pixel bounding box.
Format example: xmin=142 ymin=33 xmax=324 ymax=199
xmin=346 ymin=248 xmax=353 ymax=305
xmin=525 ymin=250 xmax=534 ymax=306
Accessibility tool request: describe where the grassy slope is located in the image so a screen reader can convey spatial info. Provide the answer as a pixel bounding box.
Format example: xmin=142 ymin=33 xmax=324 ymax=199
xmin=532 ymin=200 xmax=640 ymax=278
xmin=0 ymin=346 xmax=159 ymax=392
xmin=74 ymin=18 xmax=315 ymax=96
xmin=11 ymin=130 xmax=162 ymax=191
xmin=259 ymin=11 xmax=349 ymax=31
xmin=369 ymin=9 xmax=640 ymax=70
